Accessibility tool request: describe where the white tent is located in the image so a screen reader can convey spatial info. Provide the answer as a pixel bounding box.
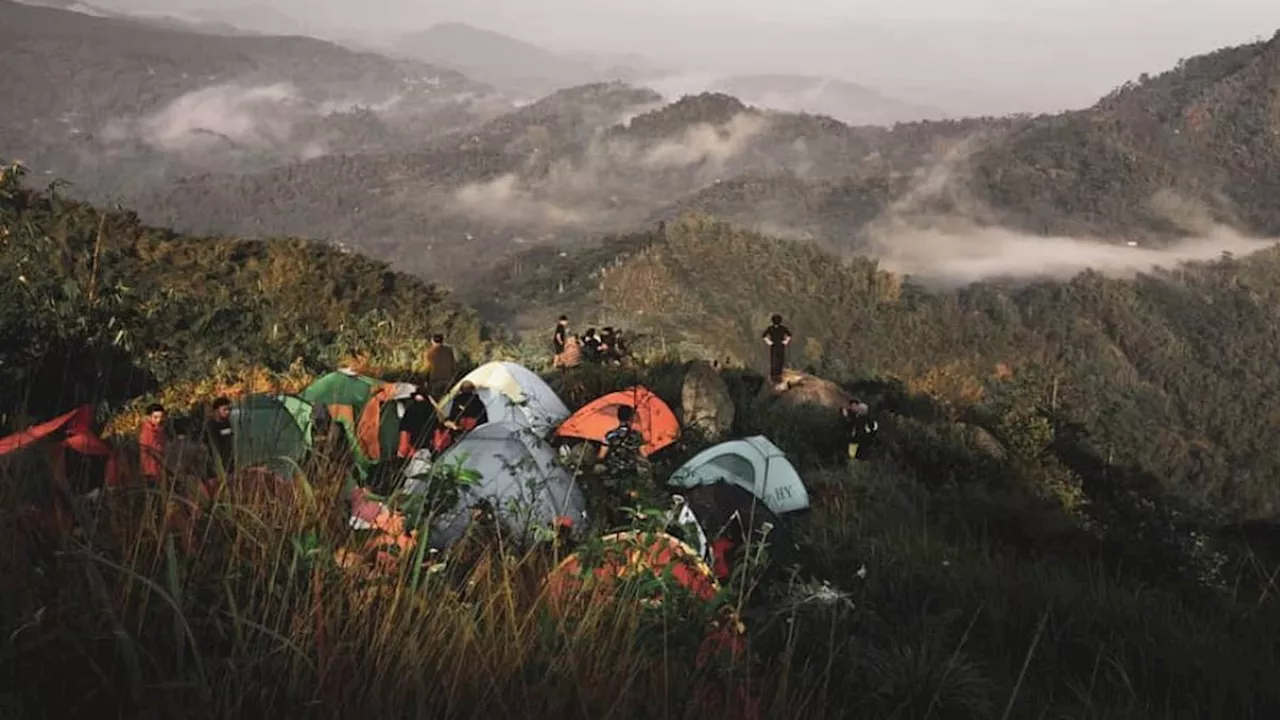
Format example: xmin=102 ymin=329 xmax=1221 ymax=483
xmin=666 ymin=435 xmax=810 ymax=515
xmin=441 ymin=361 xmax=569 ymax=434
xmin=401 ymin=421 xmax=587 ymax=549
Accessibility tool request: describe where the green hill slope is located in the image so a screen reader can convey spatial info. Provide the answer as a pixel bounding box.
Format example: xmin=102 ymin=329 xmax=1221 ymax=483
xmin=488 ymin=214 xmax=1280 ymax=518
xmin=0 ymin=161 xmax=484 ymax=423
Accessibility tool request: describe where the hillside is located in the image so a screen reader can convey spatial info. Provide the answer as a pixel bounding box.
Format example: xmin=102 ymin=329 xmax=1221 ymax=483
xmin=6 ymin=170 xmax=1280 ymax=717
xmin=486 ymin=214 xmax=1280 ymax=519
xmin=961 ymin=31 xmax=1280 ymax=240
xmin=0 ymin=161 xmax=485 ymax=425
xmin=0 ymin=0 xmax=502 ymax=198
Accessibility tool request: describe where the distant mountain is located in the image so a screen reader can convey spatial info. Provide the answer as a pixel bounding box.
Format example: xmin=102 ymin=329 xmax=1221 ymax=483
xmin=125 ymin=87 xmax=991 ymax=285
xmin=389 ymin=22 xmax=662 ymax=98
xmin=169 ymin=4 xmax=308 ymax=37
xmin=709 ymin=73 xmax=951 ymax=126
xmin=0 ymin=0 xmax=500 ymax=197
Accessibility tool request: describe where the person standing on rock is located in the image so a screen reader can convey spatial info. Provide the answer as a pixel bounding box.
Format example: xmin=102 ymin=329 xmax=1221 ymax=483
xmin=761 ymin=314 xmax=792 ymax=387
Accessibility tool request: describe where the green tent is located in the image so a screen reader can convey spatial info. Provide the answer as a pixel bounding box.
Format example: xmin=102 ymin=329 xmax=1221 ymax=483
xmin=300 ymin=371 xmax=378 ymax=414
xmin=230 ymin=394 xmax=314 ymax=478
xmin=666 ymin=435 xmax=810 ymax=515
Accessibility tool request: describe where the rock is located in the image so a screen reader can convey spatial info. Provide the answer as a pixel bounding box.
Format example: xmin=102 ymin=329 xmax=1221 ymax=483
xmin=956 ymin=422 xmax=1007 ymax=461
xmin=682 ymin=360 xmax=735 ymax=441
xmin=762 ymin=370 xmax=853 ymax=411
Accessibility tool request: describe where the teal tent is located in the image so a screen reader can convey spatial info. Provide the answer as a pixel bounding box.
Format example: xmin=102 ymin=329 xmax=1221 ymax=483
xmin=666 ymin=435 xmax=809 ymax=515
xmin=230 ymin=394 xmax=314 ymax=477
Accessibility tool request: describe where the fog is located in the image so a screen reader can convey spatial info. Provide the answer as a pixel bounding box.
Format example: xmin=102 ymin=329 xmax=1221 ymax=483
xmin=450 ymin=110 xmax=771 ymax=227
xmin=865 ymin=144 xmax=1280 ymax=285
xmin=94 ymin=0 xmax=1280 ymax=117
xmin=872 ymin=224 xmax=1280 ymax=286
xmin=97 ymin=81 xmax=418 ymax=162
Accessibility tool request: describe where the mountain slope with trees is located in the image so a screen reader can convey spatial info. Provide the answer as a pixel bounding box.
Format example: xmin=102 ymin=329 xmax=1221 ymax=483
xmin=487 ymin=214 xmax=1280 ymax=520
xmin=0 ymin=0 xmax=501 ymax=198
xmin=0 ymin=162 xmax=484 ymax=425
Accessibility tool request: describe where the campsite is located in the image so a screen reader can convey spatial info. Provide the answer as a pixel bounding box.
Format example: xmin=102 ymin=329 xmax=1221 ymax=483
xmin=0 ymin=354 xmax=851 ymax=718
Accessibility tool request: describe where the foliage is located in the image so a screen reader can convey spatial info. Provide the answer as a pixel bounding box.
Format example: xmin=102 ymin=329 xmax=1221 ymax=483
xmin=0 ymin=162 xmax=486 ymax=431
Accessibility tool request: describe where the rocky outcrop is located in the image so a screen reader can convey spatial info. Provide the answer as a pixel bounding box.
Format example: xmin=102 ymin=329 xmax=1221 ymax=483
xmin=681 ymin=360 xmax=735 ymax=441
xmin=758 ymin=369 xmax=853 ymax=411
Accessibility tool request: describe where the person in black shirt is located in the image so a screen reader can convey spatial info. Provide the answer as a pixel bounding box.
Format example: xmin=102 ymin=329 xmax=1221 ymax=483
xmin=398 ymin=388 xmax=437 ymax=458
xmin=431 ymin=381 xmax=490 ymax=455
xmin=553 ymin=315 xmax=569 ymax=355
xmin=761 ymin=314 xmax=792 ymax=386
xmin=841 ymin=398 xmax=879 ymax=461
xmin=205 ymin=396 xmax=234 ymax=476
xmin=599 ymin=326 xmax=619 ymax=365
xmin=582 ymin=328 xmax=602 ymax=362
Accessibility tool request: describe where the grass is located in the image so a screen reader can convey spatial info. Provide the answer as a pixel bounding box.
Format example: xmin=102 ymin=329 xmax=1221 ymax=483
xmin=3 ymin=360 xmax=1280 ymax=719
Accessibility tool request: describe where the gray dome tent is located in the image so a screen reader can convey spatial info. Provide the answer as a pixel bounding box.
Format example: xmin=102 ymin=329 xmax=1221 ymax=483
xmin=402 ymin=421 xmax=587 ymax=549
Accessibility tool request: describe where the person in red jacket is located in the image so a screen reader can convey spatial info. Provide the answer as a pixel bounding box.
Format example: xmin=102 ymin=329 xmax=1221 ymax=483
xmin=139 ymin=403 xmax=166 ymax=484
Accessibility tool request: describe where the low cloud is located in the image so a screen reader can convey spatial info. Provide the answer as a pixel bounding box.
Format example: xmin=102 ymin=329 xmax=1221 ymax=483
xmin=449 ymin=110 xmax=769 ymax=226
xmin=871 ymin=222 xmax=1279 ymax=285
xmin=454 ymin=173 xmax=586 ymax=226
xmin=640 ymin=113 xmax=768 ymax=169
xmin=101 ymin=81 xmax=410 ymax=159
xmin=863 ymin=141 xmax=1280 ymax=284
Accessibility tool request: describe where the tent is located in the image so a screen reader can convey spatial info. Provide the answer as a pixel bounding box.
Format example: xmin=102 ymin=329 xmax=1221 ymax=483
xmin=553 ymin=385 xmax=681 ymax=457
xmin=441 ymin=361 xmax=569 ymax=435
xmin=544 ymin=530 xmax=719 ymax=612
xmin=299 ymin=370 xmax=379 ymax=412
xmin=667 ymin=436 xmax=809 ymax=515
xmin=231 ymin=394 xmax=313 ymax=477
xmin=677 ymin=481 xmax=794 ymax=582
xmin=355 ymin=382 xmax=418 ymax=463
xmin=302 ymin=371 xmax=418 ymax=468
xmin=400 ymin=420 xmax=586 ymax=549
xmin=0 ymin=405 xmax=120 ymax=491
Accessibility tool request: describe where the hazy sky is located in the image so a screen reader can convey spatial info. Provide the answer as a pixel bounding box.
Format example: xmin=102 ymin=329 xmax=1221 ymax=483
xmin=98 ymin=0 xmax=1280 ymax=115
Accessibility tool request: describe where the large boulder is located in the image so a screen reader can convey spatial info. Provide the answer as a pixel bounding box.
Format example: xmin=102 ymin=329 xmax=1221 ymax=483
xmin=682 ymin=360 xmax=735 ymax=441
xmin=759 ymin=370 xmax=853 ymax=411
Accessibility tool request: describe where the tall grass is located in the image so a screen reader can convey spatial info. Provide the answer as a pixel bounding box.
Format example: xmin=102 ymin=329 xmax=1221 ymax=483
xmin=5 ymin=363 xmax=1280 ymax=719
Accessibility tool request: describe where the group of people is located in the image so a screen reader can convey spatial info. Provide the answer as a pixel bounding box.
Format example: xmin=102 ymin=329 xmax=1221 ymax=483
xmin=551 ymin=316 xmax=630 ymax=369
xmin=394 ymin=333 xmax=489 ymax=461
xmin=137 ymin=396 xmax=234 ymax=485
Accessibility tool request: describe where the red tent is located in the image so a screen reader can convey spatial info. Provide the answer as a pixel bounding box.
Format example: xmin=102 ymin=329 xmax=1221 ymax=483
xmin=0 ymin=405 xmax=121 ymax=487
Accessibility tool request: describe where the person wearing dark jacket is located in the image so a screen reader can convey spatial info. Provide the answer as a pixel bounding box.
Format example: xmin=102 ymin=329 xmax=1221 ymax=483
xmin=430 ymin=381 xmax=489 ymax=455
xmin=599 ymin=327 xmax=619 ymax=364
xmin=205 ymin=397 xmax=234 ymax=476
xmin=761 ymin=314 xmax=792 ymax=386
xmin=582 ymin=328 xmax=602 ymax=362
xmin=553 ymin=315 xmax=569 ymax=355
xmin=397 ymin=388 xmax=437 ymax=458
xmin=423 ymin=334 xmax=457 ymax=400
xmin=841 ymin=398 xmax=879 ymax=461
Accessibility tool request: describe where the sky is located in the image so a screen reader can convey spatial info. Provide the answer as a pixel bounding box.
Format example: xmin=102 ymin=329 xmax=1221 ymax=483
xmin=97 ymin=0 xmax=1280 ymax=116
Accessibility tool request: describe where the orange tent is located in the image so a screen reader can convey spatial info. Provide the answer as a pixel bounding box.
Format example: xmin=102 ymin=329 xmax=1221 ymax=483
xmin=554 ymin=386 xmax=680 ymax=457
xmin=545 ymin=530 xmax=719 ymax=612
